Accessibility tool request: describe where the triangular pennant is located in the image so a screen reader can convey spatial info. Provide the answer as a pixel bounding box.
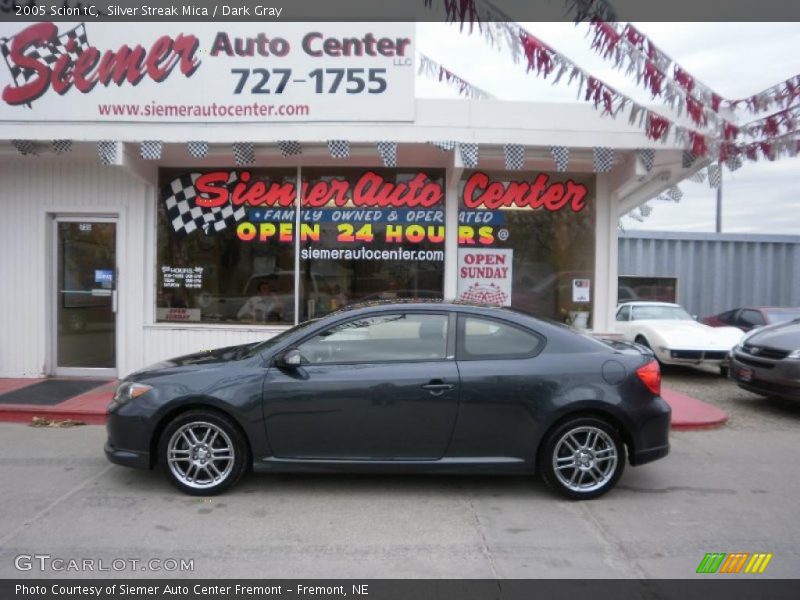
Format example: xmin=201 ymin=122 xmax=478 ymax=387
xmin=637 ymin=148 xmax=655 ymax=172
xmin=708 ymin=164 xmax=721 ymax=189
xmin=52 ymin=140 xmax=72 ymax=155
xmin=459 ymin=143 xmax=478 ymax=168
xmin=11 ymin=139 xmax=37 ymax=156
xmin=328 ymin=140 xmax=350 ymax=159
xmin=429 ymin=140 xmax=456 ymax=152
xmin=689 ymin=169 xmax=707 ymax=184
xmin=503 ymin=144 xmax=524 ymax=170
xmin=666 ymin=185 xmax=683 ymax=202
xmin=681 ymin=150 xmax=696 ymax=169
xmin=187 ymin=141 xmax=208 ymax=158
xmin=278 ymin=141 xmax=302 ymax=157
xmin=97 ymin=141 xmax=118 ymax=165
xmin=549 ymin=146 xmax=569 ymax=172
xmin=232 ymin=142 xmax=255 ymax=166
xmin=376 ymin=141 xmax=397 ymax=168
xmin=593 ymin=147 xmax=614 ymax=173
xmin=725 ymin=155 xmax=743 ymax=172
xmin=140 ymin=140 xmax=162 ymax=160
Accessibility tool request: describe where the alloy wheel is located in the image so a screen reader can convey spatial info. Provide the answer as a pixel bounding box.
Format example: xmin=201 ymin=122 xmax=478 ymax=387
xmin=166 ymin=421 xmax=235 ymax=490
xmin=551 ymin=425 xmax=619 ymax=493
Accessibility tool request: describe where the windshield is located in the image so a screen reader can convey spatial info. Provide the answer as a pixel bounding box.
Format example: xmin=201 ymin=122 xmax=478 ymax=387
xmin=243 ymin=319 xmax=318 ymax=358
xmin=631 ymin=305 xmax=692 ymax=321
xmin=765 ymin=310 xmax=800 ymax=324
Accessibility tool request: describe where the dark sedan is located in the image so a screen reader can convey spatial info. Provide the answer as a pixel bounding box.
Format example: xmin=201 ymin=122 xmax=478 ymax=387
xmin=105 ymin=302 xmax=671 ymax=500
xmin=729 ymin=318 xmax=800 ymax=400
xmin=703 ymin=306 xmax=800 ymax=332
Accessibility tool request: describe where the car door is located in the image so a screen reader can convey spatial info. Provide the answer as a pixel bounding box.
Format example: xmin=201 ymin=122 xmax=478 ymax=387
xmin=448 ymin=313 xmax=550 ymax=461
xmin=262 ymin=311 xmax=459 ymax=460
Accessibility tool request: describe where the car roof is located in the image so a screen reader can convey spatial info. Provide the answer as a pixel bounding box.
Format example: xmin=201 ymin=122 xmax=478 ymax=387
xmin=331 ymin=298 xmax=516 ymax=314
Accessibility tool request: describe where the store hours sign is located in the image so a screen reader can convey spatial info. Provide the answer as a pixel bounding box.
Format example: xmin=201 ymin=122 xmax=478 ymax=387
xmin=0 ymin=22 xmax=415 ymax=121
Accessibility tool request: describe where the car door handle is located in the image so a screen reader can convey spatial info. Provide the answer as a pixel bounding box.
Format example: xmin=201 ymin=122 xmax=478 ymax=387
xmin=421 ymin=381 xmax=455 ymax=395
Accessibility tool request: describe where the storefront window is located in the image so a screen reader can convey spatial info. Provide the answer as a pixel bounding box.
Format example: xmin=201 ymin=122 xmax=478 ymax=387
xmin=299 ymin=168 xmax=445 ymax=321
xmin=457 ymin=169 xmax=595 ymax=325
xmin=155 ymin=167 xmax=445 ymax=325
xmin=156 ymin=168 xmax=296 ymax=324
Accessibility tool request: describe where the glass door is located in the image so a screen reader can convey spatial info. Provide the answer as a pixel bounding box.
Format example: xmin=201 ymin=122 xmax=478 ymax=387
xmin=54 ymin=218 xmax=117 ymax=376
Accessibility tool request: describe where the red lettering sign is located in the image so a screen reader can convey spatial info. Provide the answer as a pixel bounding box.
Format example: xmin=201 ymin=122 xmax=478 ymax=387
xmin=462 ymin=172 xmax=588 ymax=212
xmin=1 ymin=23 xmax=200 ymax=106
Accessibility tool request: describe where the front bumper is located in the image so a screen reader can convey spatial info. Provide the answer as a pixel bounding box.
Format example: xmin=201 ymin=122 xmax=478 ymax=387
xmin=658 ymin=348 xmax=729 ymax=365
xmin=104 ymin=440 xmax=150 ymax=469
xmin=629 ymin=395 xmax=671 ymax=466
xmin=729 ymin=352 xmax=800 ymax=400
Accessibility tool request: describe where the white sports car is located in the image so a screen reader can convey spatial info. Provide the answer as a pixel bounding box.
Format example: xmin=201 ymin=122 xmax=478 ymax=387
xmin=614 ymin=302 xmax=744 ymax=370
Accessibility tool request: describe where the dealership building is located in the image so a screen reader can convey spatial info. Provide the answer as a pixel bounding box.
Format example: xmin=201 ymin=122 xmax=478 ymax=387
xmin=0 ymin=22 xmax=698 ymax=378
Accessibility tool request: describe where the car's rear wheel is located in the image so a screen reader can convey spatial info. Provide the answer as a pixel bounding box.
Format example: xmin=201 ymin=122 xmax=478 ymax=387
xmin=539 ymin=417 xmax=625 ymax=500
xmin=158 ymin=410 xmax=248 ymax=496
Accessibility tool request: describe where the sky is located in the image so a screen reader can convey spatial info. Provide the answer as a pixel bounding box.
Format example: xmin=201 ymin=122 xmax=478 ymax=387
xmin=414 ymin=22 xmax=800 ymax=234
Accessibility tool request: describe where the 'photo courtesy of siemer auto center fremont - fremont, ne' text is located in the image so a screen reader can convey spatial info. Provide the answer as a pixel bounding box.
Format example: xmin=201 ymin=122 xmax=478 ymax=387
xmin=1 ymin=1 xmax=800 ymax=597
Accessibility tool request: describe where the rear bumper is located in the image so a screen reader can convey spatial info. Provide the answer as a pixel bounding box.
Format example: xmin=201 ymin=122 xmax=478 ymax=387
xmin=629 ymin=396 xmax=671 ymax=466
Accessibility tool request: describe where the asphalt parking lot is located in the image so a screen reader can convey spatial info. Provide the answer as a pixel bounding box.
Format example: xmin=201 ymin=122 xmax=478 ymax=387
xmin=0 ymin=368 xmax=798 ymax=579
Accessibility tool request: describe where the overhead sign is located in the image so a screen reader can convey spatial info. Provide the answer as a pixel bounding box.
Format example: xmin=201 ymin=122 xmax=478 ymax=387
xmin=0 ymin=22 xmax=415 ymax=122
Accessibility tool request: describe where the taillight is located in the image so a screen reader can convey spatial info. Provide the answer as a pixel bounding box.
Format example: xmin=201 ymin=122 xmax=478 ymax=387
xmin=636 ymin=359 xmax=661 ymax=396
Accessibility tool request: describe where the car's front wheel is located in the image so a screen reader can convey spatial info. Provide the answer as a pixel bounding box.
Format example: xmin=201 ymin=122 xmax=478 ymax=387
xmin=539 ymin=417 xmax=625 ymax=500
xmin=158 ymin=410 xmax=248 ymax=496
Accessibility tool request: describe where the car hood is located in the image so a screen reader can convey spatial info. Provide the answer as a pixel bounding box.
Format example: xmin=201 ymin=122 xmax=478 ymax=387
xmin=745 ymin=321 xmax=800 ymax=351
xmin=637 ymin=320 xmax=743 ymax=348
xmin=128 ymin=342 xmax=260 ymax=379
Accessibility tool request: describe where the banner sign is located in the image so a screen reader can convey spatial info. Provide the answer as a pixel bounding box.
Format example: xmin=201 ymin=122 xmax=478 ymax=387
xmin=456 ymin=248 xmax=513 ymax=306
xmin=0 ymin=22 xmax=415 ymax=121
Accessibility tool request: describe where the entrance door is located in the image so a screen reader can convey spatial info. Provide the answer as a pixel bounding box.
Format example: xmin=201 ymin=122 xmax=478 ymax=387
xmin=54 ymin=218 xmax=117 ymax=376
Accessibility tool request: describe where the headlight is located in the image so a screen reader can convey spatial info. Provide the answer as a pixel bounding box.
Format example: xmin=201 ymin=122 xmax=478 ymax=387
xmin=789 ymin=349 xmax=800 ymax=359
xmin=112 ymin=382 xmax=153 ymax=405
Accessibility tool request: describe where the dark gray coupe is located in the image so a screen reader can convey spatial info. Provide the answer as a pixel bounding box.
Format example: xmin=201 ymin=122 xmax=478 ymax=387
xmin=105 ymin=302 xmax=670 ymax=500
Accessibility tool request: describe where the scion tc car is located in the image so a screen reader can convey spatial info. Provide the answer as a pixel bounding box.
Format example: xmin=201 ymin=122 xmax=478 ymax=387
xmin=615 ymin=301 xmax=743 ymax=372
xmin=105 ymin=302 xmax=671 ymax=500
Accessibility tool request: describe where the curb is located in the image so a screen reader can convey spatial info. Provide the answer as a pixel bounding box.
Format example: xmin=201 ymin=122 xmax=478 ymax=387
xmin=662 ymin=388 xmax=728 ymax=431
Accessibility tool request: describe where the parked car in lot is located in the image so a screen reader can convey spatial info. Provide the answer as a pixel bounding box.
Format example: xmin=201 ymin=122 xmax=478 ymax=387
xmin=703 ymin=306 xmax=800 ymax=332
xmin=615 ymin=301 xmax=743 ymax=372
xmin=729 ymin=318 xmax=800 ymax=400
xmin=105 ymin=302 xmax=671 ymax=500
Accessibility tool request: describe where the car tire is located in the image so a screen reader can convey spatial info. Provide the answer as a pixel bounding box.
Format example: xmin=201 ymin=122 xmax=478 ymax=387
xmin=538 ymin=416 xmax=626 ymax=500
xmin=158 ymin=409 xmax=248 ymax=496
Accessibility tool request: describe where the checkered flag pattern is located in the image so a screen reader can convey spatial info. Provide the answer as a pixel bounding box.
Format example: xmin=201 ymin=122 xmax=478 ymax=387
xmin=52 ymin=140 xmax=72 ymax=155
xmin=725 ymin=155 xmax=743 ymax=172
xmin=328 ymin=140 xmax=350 ymax=159
xmin=666 ymin=185 xmax=683 ymax=202
xmin=504 ymin=144 xmax=525 ymax=170
xmin=708 ymin=164 xmax=722 ymax=189
xmin=278 ymin=141 xmax=302 ymax=157
xmin=187 ymin=141 xmax=208 ymax=158
xmin=140 ymin=140 xmax=162 ymax=160
xmin=689 ymin=169 xmax=707 ymax=184
xmin=682 ymin=150 xmax=696 ymax=169
xmin=639 ymin=204 xmax=653 ymax=218
xmin=593 ymin=147 xmax=615 ymax=173
xmin=164 ymin=171 xmax=246 ymax=236
xmin=232 ymin=142 xmax=255 ymax=166
xmin=377 ymin=141 xmax=397 ymax=168
xmin=430 ymin=141 xmax=456 ymax=152
xmin=459 ymin=143 xmax=479 ymax=168
xmin=11 ymin=139 xmax=36 ymax=156
xmin=1 ymin=23 xmax=88 ymax=105
xmin=457 ymin=282 xmax=508 ymax=306
xmin=97 ymin=141 xmax=118 ymax=165
xmin=637 ymin=148 xmax=656 ymax=172
xmin=550 ymin=146 xmax=570 ymax=172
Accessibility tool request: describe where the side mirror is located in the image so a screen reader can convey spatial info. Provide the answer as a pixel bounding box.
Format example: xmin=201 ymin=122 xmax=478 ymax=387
xmin=277 ymin=348 xmax=302 ymax=368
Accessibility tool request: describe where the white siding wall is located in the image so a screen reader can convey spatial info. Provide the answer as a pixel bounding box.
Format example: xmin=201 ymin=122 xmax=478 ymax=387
xmin=0 ymin=160 xmax=286 ymax=378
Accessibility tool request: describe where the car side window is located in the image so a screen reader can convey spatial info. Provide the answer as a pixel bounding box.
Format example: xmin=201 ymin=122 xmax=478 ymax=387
xmin=296 ymin=313 xmax=448 ymax=364
xmin=457 ymin=315 xmax=543 ymax=360
xmin=616 ymin=306 xmax=631 ymax=321
xmin=718 ymin=309 xmax=736 ymax=324
xmin=739 ymin=309 xmax=765 ymax=327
